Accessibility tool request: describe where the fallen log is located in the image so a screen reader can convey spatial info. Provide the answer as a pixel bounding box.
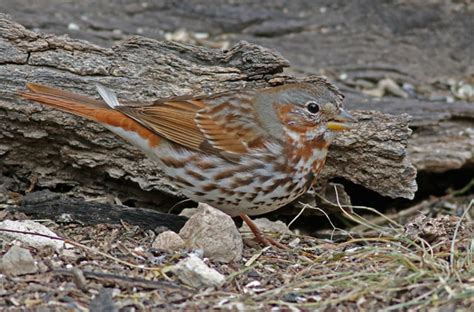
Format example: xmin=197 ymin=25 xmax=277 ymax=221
xmin=0 ymin=15 xmax=418 ymax=213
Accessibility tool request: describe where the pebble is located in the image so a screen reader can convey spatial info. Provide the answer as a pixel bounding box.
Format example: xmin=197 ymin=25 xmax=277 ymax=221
xmin=0 ymin=246 xmax=38 ymax=276
xmin=67 ymin=22 xmax=80 ymax=31
xmin=0 ymin=220 xmax=64 ymax=251
xmin=288 ymin=237 xmax=301 ymax=248
xmin=179 ymin=203 xmax=242 ymax=263
xmin=170 ymin=254 xmax=225 ymax=288
xmin=152 ymin=230 xmax=185 ymax=251
xmin=363 ymin=78 xmax=409 ymax=98
xmin=178 ymin=208 xmax=198 ymax=218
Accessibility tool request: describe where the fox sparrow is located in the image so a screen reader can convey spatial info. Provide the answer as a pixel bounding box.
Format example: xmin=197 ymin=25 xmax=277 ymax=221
xmin=20 ymin=79 xmax=355 ymax=247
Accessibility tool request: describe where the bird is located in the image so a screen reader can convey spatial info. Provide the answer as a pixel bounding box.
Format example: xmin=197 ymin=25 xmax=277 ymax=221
xmin=19 ymin=79 xmax=355 ymax=247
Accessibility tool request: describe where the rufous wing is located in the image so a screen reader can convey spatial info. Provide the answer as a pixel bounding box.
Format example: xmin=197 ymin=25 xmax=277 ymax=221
xmin=118 ymin=100 xmax=207 ymax=152
xmin=118 ymin=95 xmax=268 ymax=156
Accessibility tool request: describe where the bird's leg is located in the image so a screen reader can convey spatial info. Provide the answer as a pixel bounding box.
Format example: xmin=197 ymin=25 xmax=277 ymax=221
xmin=239 ymin=214 xmax=288 ymax=249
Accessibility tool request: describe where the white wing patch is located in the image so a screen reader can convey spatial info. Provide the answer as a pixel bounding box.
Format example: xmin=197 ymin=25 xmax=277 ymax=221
xmin=96 ymin=84 xmax=121 ymax=109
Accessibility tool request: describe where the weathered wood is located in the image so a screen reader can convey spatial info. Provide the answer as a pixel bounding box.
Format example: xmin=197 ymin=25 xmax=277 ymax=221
xmin=0 ymin=15 xmax=417 ymax=211
xmin=19 ymin=190 xmax=188 ymax=232
xmin=343 ymin=93 xmax=474 ymax=173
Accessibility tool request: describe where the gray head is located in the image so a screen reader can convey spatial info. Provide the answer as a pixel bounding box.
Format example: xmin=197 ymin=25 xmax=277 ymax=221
xmin=256 ymin=80 xmax=356 ymax=144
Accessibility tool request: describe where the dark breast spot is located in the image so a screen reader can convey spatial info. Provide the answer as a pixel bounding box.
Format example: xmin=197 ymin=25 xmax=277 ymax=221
xmin=215 ymin=163 xmax=265 ymax=181
xmin=263 ymin=176 xmax=292 ymax=193
xmin=221 ymin=189 xmax=234 ymax=196
xmin=174 ymin=176 xmax=194 ymax=187
xmin=269 ymin=192 xmax=292 ymax=201
xmin=245 ymin=193 xmax=258 ymax=202
xmin=258 ymin=175 xmax=272 ymax=183
xmin=195 ymin=160 xmax=217 ymax=170
xmin=214 ymin=169 xmax=235 ymax=180
xmin=202 ymin=183 xmax=218 ymax=192
xmin=185 ymin=169 xmax=206 ymax=181
xmin=161 ymin=157 xmax=186 ymax=168
xmin=230 ymin=176 xmax=255 ymax=189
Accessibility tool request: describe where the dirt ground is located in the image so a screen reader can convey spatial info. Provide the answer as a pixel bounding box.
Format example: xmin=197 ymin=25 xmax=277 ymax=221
xmin=1 ymin=0 xmax=473 ymax=310
xmin=1 ymin=198 xmax=473 ymax=310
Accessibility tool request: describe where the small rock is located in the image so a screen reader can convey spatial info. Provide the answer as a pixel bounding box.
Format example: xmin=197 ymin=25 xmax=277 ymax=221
xmin=405 ymin=214 xmax=466 ymax=244
xmin=152 ymin=230 xmax=185 ymax=251
xmin=363 ymin=78 xmax=408 ymax=98
xmin=451 ymin=80 xmax=474 ymax=102
xmin=67 ymin=22 xmax=80 ymax=31
xmin=338 ymin=73 xmax=348 ymax=80
xmin=240 ymin=218 xmax=291 ymax=235
xmin=61 ymin=248 xmax=79 ymax=260
xmin=179 ymin=208 xmax=198 ymax=218
xmin=179 ymin=203 xmax=242 ymax=263
xmin=191 ymin=249 xmax=205 ymax=259
xmin=89 ymin=287 xmax=117 ymax=312
xmin=170 ymin=254 xmax=225 ymax=288
xmin=0 ymin=220 xmax=64 ymax=251
xmin=288 ymin=238 xmax=301 ymax=248
xmin=0 ymin=246 xmax=38 ymax=276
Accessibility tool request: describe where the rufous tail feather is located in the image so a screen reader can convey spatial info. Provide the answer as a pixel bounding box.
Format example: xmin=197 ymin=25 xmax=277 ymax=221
xmin=18 ymin=83 xmax=161 ymax=146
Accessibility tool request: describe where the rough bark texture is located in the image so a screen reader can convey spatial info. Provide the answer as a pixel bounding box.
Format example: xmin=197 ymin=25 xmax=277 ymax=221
xmin=0 ymin=15 xmax=417 ymax=210
xmin=344 ymin=94 xmax=474 ymax=174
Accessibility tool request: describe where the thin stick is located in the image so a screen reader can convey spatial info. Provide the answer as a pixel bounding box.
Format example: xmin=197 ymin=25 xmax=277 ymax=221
xmin=0 ymin=228 xmax=163 ymax=271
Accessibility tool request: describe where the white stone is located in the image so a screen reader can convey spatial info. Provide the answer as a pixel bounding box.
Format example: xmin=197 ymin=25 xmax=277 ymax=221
xmin=152 ymin=231 xmax=185 ymax=251
xmin=67 ymin=22 xmax=80 ymax=31
xmin=179 ymin=203 xmax=242 ymax=263
xmin=170 ymin=255 xmax=225 ymax=288
xmin=288 ymin=237 xmax=301 ymax=248
xmin=179 ymin=208 xmax=198 ymax=218
xmin=0 ymin=246 xmax=38 ymax=276
xmin=0 ymin=220 xmax=64 ymax=251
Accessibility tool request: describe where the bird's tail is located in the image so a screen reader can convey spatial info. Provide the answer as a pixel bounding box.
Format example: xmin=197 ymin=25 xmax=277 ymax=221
xmin=18 ymin=83 xmax=161 ymax=147
xmin=18 ymin=83 xmax=124 ymax=123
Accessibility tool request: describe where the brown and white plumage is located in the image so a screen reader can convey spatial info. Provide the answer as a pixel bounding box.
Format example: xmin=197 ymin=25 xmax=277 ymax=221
xmin=19 ymin=80 xmax=354 ymax=217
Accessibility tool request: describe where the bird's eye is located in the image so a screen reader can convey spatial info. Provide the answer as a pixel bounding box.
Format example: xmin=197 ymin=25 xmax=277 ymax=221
xmin=306 ymin=101 xmax=320 ymax=114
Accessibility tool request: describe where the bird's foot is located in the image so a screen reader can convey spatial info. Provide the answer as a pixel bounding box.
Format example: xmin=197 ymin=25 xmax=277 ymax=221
xmin=240 ymin=214 xmax=289 ymax=250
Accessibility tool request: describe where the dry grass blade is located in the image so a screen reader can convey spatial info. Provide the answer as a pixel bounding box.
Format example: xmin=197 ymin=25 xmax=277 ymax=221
xmin=450 ymin=199 xmax=473 ymax=270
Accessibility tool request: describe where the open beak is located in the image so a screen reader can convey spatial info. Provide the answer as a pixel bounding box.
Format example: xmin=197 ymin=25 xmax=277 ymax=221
xmin=327 ymin=109 xmax=357 ymax=131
